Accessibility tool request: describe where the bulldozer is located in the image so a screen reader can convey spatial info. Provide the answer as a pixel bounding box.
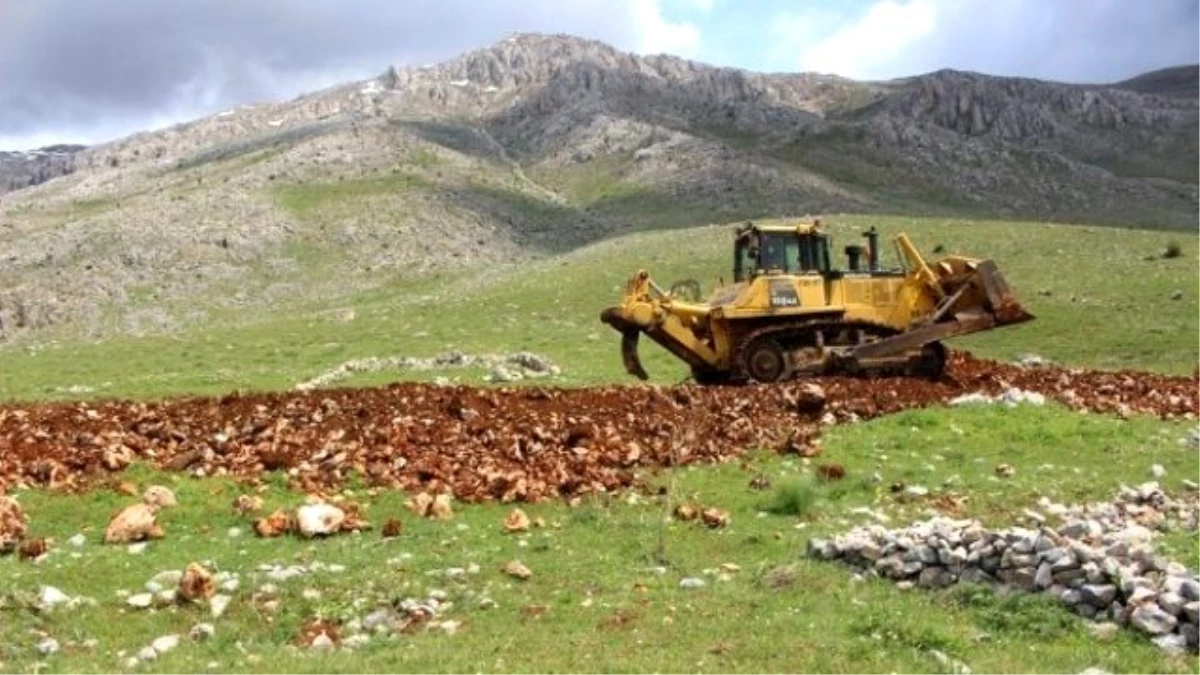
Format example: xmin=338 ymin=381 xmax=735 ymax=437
xmin=600 ymin=219 xmax=1033 ymax=384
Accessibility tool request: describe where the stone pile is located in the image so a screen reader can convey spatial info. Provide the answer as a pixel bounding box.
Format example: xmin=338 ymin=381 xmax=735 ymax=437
xmin=808 ymin=482 xmax=1200 ymax=653
xmin=294 ymin=351 xmax=561 ymax=390
xmin=949 ymin=387 xmax=1046 ymax=407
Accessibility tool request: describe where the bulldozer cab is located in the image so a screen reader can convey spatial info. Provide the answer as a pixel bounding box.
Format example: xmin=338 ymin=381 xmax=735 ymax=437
xmin=733 ymin=222 xmax=832 ymax=281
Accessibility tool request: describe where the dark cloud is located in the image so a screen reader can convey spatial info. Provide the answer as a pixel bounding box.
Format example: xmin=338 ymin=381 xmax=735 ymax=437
xmin=0 ymin=0 xmax=632 ymax=149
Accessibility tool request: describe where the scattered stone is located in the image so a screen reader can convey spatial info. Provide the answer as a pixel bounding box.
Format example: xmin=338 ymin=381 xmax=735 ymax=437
xmin=209 ymin=594 xmax=231 ymax=618
xmin=104 ymin=503 xmax=163 ymax=544
xmin=1151 ymin=464 xmax=1166 ymax=480
xmin=233 ymin=494 xmax=264 ymax=515
xmin=67 ymin=533 xmax=86 ymax=547
xmin=1017 ymin=354 xmax=1051 ymax=368
xmin=679 ymin=577 xmax=706 ymax=589
xmin=673 ymin=504 xmax=698 ymax=521
xmin=950 ymin=388 xmax=1045 ymax=407
xmin=179 ymin=562 xmax=215 ymax=602
xmin=503 ymin=560 xmax=532 ymax=580
xmin=18 ymin=537 xmax=49 ymax=561
xmin=407 ymin=492 xmax=454 ymax=520
xmin=36 ymin=637 xmax=60 ymax=656
xmin=151 ymin=634 xmax=180 ymax=655
xmin=296 ymin=351 xmax=560 ymax=390
xmin=38 ymin=586 xmax=70 ymax=608
xmin=701 ymin=507 xmax=730 ymax=528
xmin=296 ymin=503 xmax=347 ymax=537
xmin=254 ymin=509 xmax=293 ymax=538
xmin=792 ymin=383 xmax=827 ymax=414
xmin=0 ymin=492 xmax=29 ymax=550
xmin=296 ymin=618 xmax=340 ymax=650
xmin=189 ymin=623 xmax=215 ymax=641
xmin=143 ymin=486 xmax=177 ymax=509
xmin=503 ymin=508 xmax=531 ymax=533
xmin=127 ymin=593 xmax=154 ymax=609
xmin=995 ymin=463 xmax=1015 ymax=479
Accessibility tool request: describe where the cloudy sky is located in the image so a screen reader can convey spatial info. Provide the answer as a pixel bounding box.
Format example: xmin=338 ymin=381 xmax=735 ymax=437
xmin=1 ymin=0 xmax=1196 ymax=150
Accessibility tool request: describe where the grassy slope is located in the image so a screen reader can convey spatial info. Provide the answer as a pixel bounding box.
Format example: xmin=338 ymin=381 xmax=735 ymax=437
xmin=0 ymin=214 xmax=1195 ymax=402
xmin=0 ymin=404 xmax=1195 ymax=674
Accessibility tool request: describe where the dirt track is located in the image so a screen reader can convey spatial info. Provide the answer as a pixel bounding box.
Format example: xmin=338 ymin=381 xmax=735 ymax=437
xmin=0 ymin=353 xmax=1195 ymax=502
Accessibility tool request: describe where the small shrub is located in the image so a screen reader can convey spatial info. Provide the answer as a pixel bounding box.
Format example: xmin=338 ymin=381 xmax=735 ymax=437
xmin=941 ymin=583 xmax=1080 ymax=639
xmin=1163 ymin=241 xmax=1183 ymax=259
xmin=762 ymin=476 xmax=820 ymax=516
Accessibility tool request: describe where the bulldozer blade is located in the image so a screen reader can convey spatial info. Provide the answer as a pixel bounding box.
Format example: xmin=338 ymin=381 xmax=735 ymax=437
xmin=977 ymin=260 xmax=1035 ymax=325
xmin=621 ymin=329 xmax=650 ymax=381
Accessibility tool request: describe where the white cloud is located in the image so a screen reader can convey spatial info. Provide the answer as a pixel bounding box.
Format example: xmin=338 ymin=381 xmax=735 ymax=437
xmin=628 ymin=0 xmax=703 ymax=57
xmin=772 ymin=0 xmax=1198 ymax=82
xmin=797 ymin=0 xmax=938 ymax=78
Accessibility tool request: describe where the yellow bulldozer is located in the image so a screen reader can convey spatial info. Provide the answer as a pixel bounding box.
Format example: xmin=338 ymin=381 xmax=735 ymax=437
xmin=600 ymin=219 xmax=1033 ymax=384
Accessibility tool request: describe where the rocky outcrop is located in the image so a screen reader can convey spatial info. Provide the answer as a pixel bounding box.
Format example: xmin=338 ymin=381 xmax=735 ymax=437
xmin=0 ymin=145 xmax=84 ymax=196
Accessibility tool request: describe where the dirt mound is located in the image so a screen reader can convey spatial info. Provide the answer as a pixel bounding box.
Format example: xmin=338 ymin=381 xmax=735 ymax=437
xmin=0 ymin=353 xmax=1194 ymax=500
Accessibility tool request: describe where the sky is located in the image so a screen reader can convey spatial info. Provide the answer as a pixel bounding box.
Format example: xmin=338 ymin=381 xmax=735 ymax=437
xmin=0 ymin=0 xmax=1196 ymax=150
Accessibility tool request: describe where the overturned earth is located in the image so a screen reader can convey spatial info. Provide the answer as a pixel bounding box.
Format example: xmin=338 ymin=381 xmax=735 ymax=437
xmin=0 ymin=352 xmax=1195 ymax=501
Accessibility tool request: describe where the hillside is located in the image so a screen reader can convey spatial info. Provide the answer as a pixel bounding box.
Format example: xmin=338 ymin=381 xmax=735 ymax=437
xmin=0 ymin=33 xmax=1195 ymax=341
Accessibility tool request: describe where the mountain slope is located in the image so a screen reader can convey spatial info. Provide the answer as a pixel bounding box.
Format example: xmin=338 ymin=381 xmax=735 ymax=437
xmin=0 ymin=33 xmax=1195 ymax=340
xmin=1113 ymin=65 xmax=1199 ymax=98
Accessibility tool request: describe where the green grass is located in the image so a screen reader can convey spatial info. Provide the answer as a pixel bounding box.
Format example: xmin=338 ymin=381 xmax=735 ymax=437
xmin=273 ymin=172 xmax=431 ymax=216
xmin=0 ymin=404 xmax=1195 ymax=673
xmin=0 ymin=214 xmax=1195 ymax=403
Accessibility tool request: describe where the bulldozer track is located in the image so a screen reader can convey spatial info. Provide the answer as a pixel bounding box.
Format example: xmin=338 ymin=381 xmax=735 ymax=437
xmin=729 ymin=318 xmax=940 ymax=383
xmin=0 ymin=353 xmax=1195 ymax=502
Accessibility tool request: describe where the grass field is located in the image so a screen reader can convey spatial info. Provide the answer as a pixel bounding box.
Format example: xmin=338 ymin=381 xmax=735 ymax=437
xmin=0 ymin=212 xmax=1196 ymax=673
xmin=1 ymin=403 xmax=1196 ymax=674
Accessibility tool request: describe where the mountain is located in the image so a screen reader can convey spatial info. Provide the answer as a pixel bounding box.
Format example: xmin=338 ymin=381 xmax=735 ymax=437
xmin=0 ymin=33 xmax=1195 ymax=339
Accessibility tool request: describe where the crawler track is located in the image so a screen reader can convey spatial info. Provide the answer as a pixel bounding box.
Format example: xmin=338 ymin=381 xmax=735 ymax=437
xmin=0 ymin=353 xmax=1195 ymax=502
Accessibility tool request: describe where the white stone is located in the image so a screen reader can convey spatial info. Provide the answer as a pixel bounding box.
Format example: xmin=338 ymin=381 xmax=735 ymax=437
xmin=210 ymin=594 xmax=231 ymax=618
xmin=39 ymin=586 xmax=70 ymax=608
xmin=127 ymin=593 xmax=154 ymax=609
xmin=36 ymin=637 xmax=60 ymax=655
xmin=151 ymin=634 xmax=180 ymax=654
xmin=296 ymin=503 xmax=346 ymax=537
